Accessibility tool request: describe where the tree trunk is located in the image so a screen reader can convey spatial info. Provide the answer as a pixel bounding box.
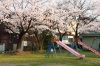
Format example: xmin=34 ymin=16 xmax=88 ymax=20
xmin=59 ymin=33 xmax=62 ymax=41
xmin=74 ymin=23 xmax=80 ymax=47
xmin=40 ymin=44 xmax=43 ymax=51
xmin=58 ymin=27 xmax=62 ymax=41
xmin=16 ymin=34 xmax=24 ymax=50
xmin=59 ymin=32 xmax=66 ymax=41
xmin=75 ymin=23 xmax=79 ymax=38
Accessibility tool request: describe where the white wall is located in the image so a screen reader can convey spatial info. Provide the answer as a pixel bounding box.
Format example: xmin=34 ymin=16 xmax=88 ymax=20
xmin=82 ymin=37 xmax=100 ymax=50
xmin=13 ymin=44 xmax=17 ymax=50
xmin=0 ymin=44 xmax=5 ymax=51
xmin=13 ymin=41 xmax=28 ymax=51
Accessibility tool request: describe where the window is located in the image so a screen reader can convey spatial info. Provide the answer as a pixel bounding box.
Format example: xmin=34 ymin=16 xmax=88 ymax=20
xmin=62 ymin=36 xmax=68 ymax=40
xmin=68 ymin=38 xmax=73 ymax=42
xmin=57 ymin=36 xmax=68 ymax=40
xmin=9 ymin=39 xmax=13 ymax=43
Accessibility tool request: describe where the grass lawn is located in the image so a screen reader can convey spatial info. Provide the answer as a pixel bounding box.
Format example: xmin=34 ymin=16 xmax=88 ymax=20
xmin=0 ymin=50 xmax=100 ymax=66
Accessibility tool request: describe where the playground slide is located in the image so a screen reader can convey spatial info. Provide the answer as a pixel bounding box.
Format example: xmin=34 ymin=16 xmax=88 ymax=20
xmin=78 ymin=42 xmax=100 ymax=55
xmin=56 ymin=41 xmax=85 ymax=58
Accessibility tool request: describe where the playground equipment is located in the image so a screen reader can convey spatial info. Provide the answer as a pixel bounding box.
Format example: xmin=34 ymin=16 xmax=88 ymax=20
xmin=46 ymin=41 xmax=85 ymax=58
xmin=46 ymin=34 xmax=85 ymax=58
xmin=46 ymin=42 xmax=63 ymax=58
xmin=78 ymin=41 xmax=100 ymax=55
xmin=46 ymin=35 xmax=100 ymax=59
xmin=56 ymin=41 xmax=85 ymax=58
xmin=67 ymin=41 xmax=84 ymax=56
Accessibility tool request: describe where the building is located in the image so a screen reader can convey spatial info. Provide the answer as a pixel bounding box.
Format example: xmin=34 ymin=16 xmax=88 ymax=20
xmin=0 ymin=23 xmax=18 ymax=51
xmin=56 ymin=32 xmax=74 ymax=45
xmin=81 ymin=32 xmax=100 ymax=50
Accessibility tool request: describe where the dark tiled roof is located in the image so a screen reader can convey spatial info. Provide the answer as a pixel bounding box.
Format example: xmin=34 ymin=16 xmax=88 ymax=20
xmin=81 ymin=32 xmax=100 ymax=36
xmin=83 ymin=32 xmax=100 ymax=34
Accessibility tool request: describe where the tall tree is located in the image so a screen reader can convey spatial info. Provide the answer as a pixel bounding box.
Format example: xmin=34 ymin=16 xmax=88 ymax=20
xmin=0 ymin=0 xmax=49 ymax=50
xmin=41 ymin=1 xmax=70 ymax=41
xmin=57 ymin=0 xmax=100 ymax=38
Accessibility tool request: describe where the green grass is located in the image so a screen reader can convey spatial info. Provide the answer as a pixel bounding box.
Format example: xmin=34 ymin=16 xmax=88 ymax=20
xmin=0 ymin=50 xmax=100 ymax=66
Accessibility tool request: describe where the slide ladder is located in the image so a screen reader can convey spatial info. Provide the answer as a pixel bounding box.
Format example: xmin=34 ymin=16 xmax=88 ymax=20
xmin=56 ymin=41 xmax=85 ymax=58
xmin=78 ymin=42 xmax=100 ymax=55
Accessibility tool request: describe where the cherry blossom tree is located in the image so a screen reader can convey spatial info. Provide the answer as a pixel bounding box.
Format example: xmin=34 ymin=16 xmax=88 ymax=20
xmin=56 ymin=0 xmax=100 ymax=39
xmin=0 ymin=0 xmax=49 ymax=50
xmin=0 ymin=0 xmax=99 ymax=51
xmin=28 ymin=1 xmax=70 ymax=50
xmin=80 ymin=20 xmax=100 ymax=33
xmin=41 ymin=1 xmax=71 ymax=41
xmin=32 ymin=27 xmax=50 ymax=51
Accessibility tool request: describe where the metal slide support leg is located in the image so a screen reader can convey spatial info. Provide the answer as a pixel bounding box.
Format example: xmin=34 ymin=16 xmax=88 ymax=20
xmin=91 ymin=38 xmax=96 ymax=48
xmin=46 ymin=46 xmax=51 ymax=57
xmin=67 ymin=42 xmax=75 ymax=56
xmin=78 ymin=44 xmax=84 ymax=54
xmin=46 ymin=42 xmax=52 ymax=57
xmin=75 ymin=43 xmax=78 ymax=52
xmin=58 ymin=45 xmax=64 ymax=57
xmin=52 ymin=42 xmax=58 ymax=58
